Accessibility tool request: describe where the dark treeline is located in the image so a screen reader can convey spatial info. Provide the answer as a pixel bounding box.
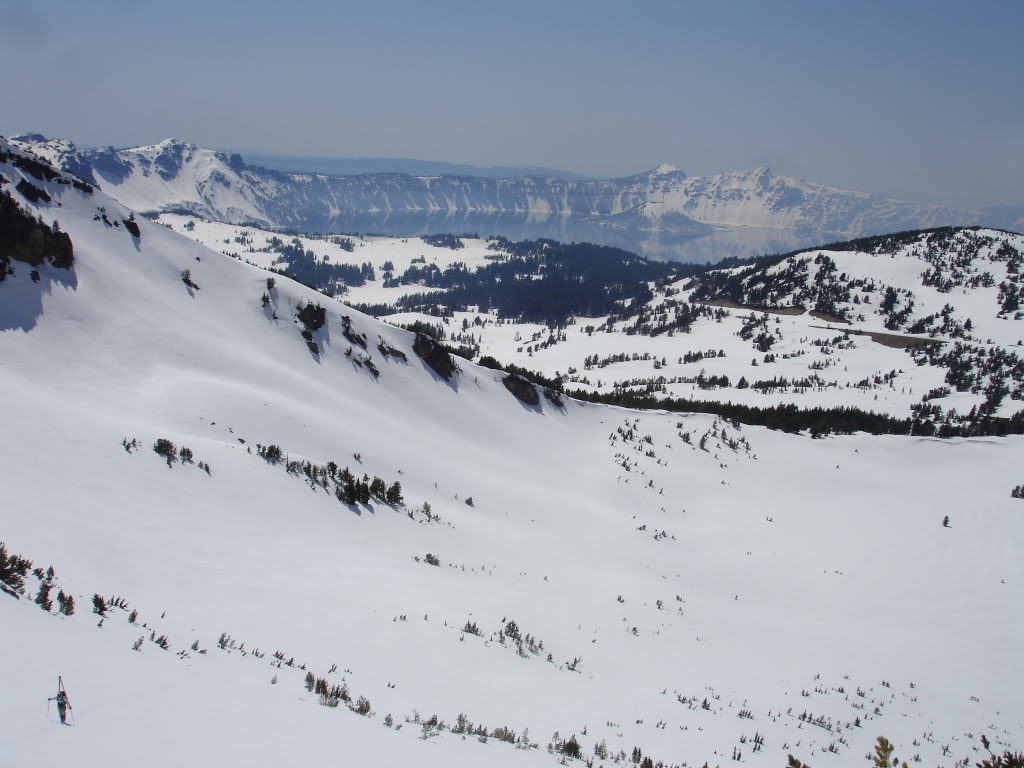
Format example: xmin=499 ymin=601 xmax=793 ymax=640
xmin=379 ymin=236 xmax=763 ymax=325
xmin=267 ymin=236 xmax=368 ymax=289
xmin=393 ymin=240 xmax=676 ymax=324
xmin=345 ymin=236 xmax=774 ymax=322
xmin=478 ymin=355 xmax=564 ymax=392
xmin=561 ymin=388 xmax=1024 ymax=438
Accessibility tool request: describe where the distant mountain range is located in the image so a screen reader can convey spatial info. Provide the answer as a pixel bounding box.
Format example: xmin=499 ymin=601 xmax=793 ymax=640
xmin=236 ymin=150 xmax=590 ymax=180
xmin=9 ymin=134 xmax=1023 ymax=262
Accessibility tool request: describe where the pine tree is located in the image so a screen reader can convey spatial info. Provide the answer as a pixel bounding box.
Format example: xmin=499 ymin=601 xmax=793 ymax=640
xmin=93 ymin=593 xmax=108 ymax=616
xmin=871 ymin=736 xmax=908 ymax=768
xmin=977 ymin=734 xmax=1024 ymax=767
xmin=386 ymin=481 xmax=403 ymax=505
xmin=57 ymin=590 xmax=75 ymax=615
xmin=35 ymin=581 xmax=53 ymax=611
xmin=0 ymin=542 xmax=26 ymax=593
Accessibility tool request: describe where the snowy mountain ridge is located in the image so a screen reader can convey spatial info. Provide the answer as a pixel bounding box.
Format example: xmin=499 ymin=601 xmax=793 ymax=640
xmin=12 ymin=135 xmax=1022 ymax=255
xmin=2 ymin=138 xmax=1024 ymax=768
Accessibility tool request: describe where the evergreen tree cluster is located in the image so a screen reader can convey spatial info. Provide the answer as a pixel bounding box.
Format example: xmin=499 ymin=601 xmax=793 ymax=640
xmin=366 ymin=239 xmax=679 ymax=325
xmin=260 ymin=236 xmax=367 ymax=293
xmin=254 ymin=443 xmax=404 ymax=508
xmin=0 ymin=541 xmax=32 ymax=596
xmin=908 ymin=342 xmax=1024 ymax=432
xmin=420 ymin=233 xmax=465 ymax=250
xmin=0 ymin=542 xmax=74 ymax=615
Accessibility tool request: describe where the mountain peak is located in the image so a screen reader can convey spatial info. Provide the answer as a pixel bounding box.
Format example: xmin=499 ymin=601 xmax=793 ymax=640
xmin=10 ymin=132 xmax=51 ymax=144
xmin=651 ymin=163 xmax=681 ymax=176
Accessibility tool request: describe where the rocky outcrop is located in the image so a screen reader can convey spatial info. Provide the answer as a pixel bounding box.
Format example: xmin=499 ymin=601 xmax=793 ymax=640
xmin=413 ymin=332 xmax=456 ymax=381
xmin=503 ymin=374 xmax=539 ymax=405
xmin=0 ymin=188 xmax=74 ymax=271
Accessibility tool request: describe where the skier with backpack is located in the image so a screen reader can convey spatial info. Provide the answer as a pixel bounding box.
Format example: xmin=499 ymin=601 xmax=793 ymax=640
xmin=48 ymin=678 xmax=72 ymax=725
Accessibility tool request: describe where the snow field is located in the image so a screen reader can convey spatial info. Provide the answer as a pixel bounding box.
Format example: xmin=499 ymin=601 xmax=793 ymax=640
xmin=2 ymin=140 xmax=1023 ymax=768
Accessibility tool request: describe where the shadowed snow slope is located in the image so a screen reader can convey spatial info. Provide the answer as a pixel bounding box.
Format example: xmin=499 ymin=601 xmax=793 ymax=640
xmin=2 ymin=140 xmax=1023 ymax=768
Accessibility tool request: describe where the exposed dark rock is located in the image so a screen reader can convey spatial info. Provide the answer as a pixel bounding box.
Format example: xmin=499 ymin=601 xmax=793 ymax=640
xmin=0 ymin=189 xmax=73 ymax=269
xmin=16 ymin=179 xmax=50 ymax=204
xmin=123 ymin=217 xmax=141 ymax=238
xmin=503 ymin=374 xmax=539 ymax=405
xmin=306 ymin=340 xmax=320 ymax=355
xmin=297 ymin=302 xmax=326 ymax=331
xmin=377 ymin=341 xmax=408 ymax=361
xmin=413 ymin=331 xmax=456 ymax=381
xmin=341 ymin=315 xmax=367 ymax=348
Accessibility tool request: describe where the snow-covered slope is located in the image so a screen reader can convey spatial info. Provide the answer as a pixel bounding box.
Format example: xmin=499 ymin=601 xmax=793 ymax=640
xmin=12 ymin=135 xmax=1022 ymax=258
xmin=688 ymin=228 xmax=1024 ymax=342
xmin=163 ymin=214 xmax=1024 ymax=429
xmin=2 ymin=140 xmax=1024 ymax=768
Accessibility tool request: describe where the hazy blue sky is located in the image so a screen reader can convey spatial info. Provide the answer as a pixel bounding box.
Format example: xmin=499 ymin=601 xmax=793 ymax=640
xmin=3 ymin=0 xmax=1021 ymax=207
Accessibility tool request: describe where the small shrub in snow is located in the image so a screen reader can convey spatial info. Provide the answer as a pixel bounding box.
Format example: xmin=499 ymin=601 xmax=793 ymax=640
xmin=258 ymin=444 xmax=284 ymax=463
xmin=492 ymin=725 xmax=517 ymax=743
xmin=35 ymin=581 xmax=53 ymax=611
xmin=352 ymin=695 xmax=371 ymax=715
xmin=154 ymin=438 xmax=176 ymax=463
xmin=92 ymin=593 xmax=107 ymax=616
xmin=424 ymin=553 xmax=440 ymax=567
xmin=554 ymin=734 xmax=581 ymax=759
xmin=56 ymin=590 xmax=75 ymax=615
